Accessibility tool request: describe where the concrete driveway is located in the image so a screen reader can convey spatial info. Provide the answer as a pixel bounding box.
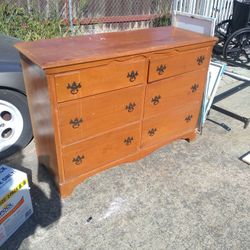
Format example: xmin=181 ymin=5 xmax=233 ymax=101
xmin=1 ymin=64 xmax=250 ymax=250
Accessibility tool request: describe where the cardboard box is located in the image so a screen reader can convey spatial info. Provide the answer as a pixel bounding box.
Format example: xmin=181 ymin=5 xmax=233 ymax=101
xmin=0 ymin=165 xmax=33 ymax=246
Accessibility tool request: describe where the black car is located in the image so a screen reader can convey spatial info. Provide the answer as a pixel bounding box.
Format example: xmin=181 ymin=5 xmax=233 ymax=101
xmin=0 ymin=34 xmax=32 ymax=158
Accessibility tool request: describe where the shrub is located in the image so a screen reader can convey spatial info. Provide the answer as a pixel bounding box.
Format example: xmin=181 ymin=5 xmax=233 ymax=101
xmin=153 ymin=15 xmax=171 ymax=27
xmin=0 ymin=3 xmax=69 ymax=41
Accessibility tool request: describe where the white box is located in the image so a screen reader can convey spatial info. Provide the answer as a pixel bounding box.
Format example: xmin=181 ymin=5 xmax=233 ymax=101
xmin=0 ymin=165 xmax=33 ymax=246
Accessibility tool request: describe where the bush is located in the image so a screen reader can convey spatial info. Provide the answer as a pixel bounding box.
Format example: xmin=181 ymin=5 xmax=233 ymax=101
xmin=153 ymin=15 xmax=171 ymax=27
xmin=0 ymin=3 xmax=69 ymax=41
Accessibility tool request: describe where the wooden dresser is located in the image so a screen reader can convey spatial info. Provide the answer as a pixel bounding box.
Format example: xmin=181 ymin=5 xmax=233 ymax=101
xmin=16 ymin=27 xmax=217 ymax=197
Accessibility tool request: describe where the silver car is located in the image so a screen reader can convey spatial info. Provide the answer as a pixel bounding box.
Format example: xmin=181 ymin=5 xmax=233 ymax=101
xmin=0 ymin=34 xmax=32 ymax=158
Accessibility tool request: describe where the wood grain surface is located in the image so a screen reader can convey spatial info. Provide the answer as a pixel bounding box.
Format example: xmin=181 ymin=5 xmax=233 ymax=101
xmin=17 ymin=27 xmax=217 ymax=197
xmin=144 ymin=69 xmax=207 ymax=118
xmin=62 ymin=122 xmax=140 ymax=180
xmin=148 ymin=47 xmax=211 ymax=82
xmin=15 ymin=26 xmax=216 ymax=69
xmin=141 ymin=102 xmax=201 ymax=148
xmin=19 ymin=55 xmax=63 ymax=183
xmin=58 ymin=85 xmax=144 ymax=145
xmin=55 ymin=56 xmax=148 ymax=102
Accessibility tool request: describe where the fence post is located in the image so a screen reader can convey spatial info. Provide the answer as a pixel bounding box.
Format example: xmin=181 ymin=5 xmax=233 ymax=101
xmin=68 ymin=0 xmax=74 ymax=34
xmin=26 ymin=0 xmax=31 ymax=14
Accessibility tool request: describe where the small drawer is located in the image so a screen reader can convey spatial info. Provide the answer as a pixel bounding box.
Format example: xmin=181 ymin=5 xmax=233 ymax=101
xmin=148 ymin=47 xmax=211 ymax=82
xmin=55 ymin=56 xmax=148 ymax=102
xmin=62 ymin=123 xmax=140 ymax=180
xmin=58 ymin=85 xmax=144 ymax=145
xmin=144 ymin=69 xmax=206 ymax=118
xmin=141 ymin=103 xmax=200 ymax=148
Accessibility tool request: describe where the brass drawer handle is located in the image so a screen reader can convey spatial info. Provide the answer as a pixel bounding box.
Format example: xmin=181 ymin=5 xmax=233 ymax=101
xmin=197 ymin=55 xmax=205 ymax=65
xmin=124 ymin=136 xmax=133 ymax=145
xmin=156 ymin=64 xmax=166 ymax=75
xmin=69 ymin=118 xmax=83 ymax=129
xmin=191 ymin=83 xmax=199 ymax=93
xmin=67 ymin=81 xmax=81 ymax=94
xmin=148 ymin=128 xmax=157 ymax=136
xmin=72 ymin=155 xmax=84 ymax=165
xmin=127 ymin=70 xmax=138 ymax=82
xmin=126 ymin=102 xmax=136 ymax=112
xmin=151 ymin=95 xmax=161 ymax=105
xmin=185 ymin=115 xmax=193 ymax=122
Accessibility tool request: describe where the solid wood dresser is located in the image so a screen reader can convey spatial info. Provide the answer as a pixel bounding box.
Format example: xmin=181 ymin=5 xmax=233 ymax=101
xmin=16 ymin=27 xmax=217 ymax=197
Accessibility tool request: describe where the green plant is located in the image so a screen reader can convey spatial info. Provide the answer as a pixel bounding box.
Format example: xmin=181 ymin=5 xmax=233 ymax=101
xmin=0 ymin=3 xmax=69 ymax=41
xmin=153 ymin=14 xmax=171 ymax=27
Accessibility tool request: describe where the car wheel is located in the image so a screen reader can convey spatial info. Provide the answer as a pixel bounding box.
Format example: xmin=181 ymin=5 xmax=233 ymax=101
xmin=0 ymin=89 xmax=33 ymax=159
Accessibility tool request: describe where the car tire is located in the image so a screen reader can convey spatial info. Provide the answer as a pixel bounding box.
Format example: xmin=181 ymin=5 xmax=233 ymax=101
xmin=0 ymin=89 xmax=33 ymax=159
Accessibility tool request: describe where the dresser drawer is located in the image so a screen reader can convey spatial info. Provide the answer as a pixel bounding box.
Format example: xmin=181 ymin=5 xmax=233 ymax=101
xmin=141 ymin=103 xmax=200 ymax=148
xmin=144 ymin=69 xmax=206 ymax=118
xmin=55 ymin=56 xmax=148 ymax=102
xmin=58 ymin=85 xmax=144 ymax=145
xmin=148 ymin=47 xmax=210 ymax=82
xmin=62 ymin=123 xmax=140 ymax=180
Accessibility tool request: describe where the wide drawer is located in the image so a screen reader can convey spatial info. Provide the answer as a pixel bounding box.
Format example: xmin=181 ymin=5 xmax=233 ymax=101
xmin=58 ymin=85 xmax=144 ymax=145
xmin=148 ymin=47 xmax=211 ymax=82
xmin=62 ymin=123 xmax=140 ymax=180
xmin=144 ymin=69 xmax=206 ymax=118
xmin=141 ymin=103 xmax=200 ymax=148
xmin=55 ymin=56 xmax=148 ymax=102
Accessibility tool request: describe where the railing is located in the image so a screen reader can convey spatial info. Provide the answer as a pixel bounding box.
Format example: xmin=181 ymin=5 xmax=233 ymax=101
xmin=172 ymin=0 xmax=235 ymax=23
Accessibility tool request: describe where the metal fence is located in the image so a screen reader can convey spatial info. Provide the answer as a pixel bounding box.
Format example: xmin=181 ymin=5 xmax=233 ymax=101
xmin=71 ymin=0 xmax=171 ymax=34
xmin=1 ymin=0 xmax=172 ymax=34
xmin=1 ymin=0 xmax=67 ymax=17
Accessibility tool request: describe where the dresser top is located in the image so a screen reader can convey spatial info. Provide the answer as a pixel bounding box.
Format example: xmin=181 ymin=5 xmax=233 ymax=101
xmin=15 ymin=26 xmax=216 ymax=70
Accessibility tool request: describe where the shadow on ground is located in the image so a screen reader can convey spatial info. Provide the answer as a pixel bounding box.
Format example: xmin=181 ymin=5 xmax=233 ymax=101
xmin=0 ymin=146 xmax=62 ymax=250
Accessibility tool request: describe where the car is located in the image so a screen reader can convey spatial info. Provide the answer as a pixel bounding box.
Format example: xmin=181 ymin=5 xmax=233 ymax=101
xmin=0 ymin=34 xmax=32 ymax=159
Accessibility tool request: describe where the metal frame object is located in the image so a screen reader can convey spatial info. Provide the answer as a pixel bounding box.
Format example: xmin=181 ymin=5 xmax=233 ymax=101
xmin=198 ymin=61 xmax=226 ymax=133
xmin=211 ymin=70 xmax=250 ymax=129
xmin=171 ymin=11 xmax=216 ymax=36
xmin=202 ymin=62 xmax=226 ymax=124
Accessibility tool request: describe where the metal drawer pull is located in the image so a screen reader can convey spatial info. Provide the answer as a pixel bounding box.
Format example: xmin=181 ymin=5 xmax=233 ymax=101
xmin=185 ymin=115 xmax=193 ymax=122
xmin=197 ymin=55 xmax=205 ymax=65
xmin=72 ymin=155 xmax=84 ymax=165
xmin=69 ymin=118 xmax=83 ymax=129
xmin=148 ymin=128 xmax=157 ymax=136
xmin=67 ymin=81 xmax=81 ymax=94
xmin=151 ymin=95 xmax=161 ymax=105
xmin=191 ymin=83 xmax=199 ymax=93
xmin=126 ymin=102 xmax=136 ymax=112
xmin=127 ymin=70 xmax=138 ymax=82
xmin=156 ymin=64 xmax=166 ymax=75
xmin=124 ymin=136 xmax=133 ymax=145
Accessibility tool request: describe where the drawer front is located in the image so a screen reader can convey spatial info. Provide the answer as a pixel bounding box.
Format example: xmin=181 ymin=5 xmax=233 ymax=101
xmin=141 ymin=104 xmax=200 ymax=148
xmin=62 ymin=123 xmax=140 ymax=180
xmin=144 ymin=69 xmax=206 ymax=118
xmin=55 ymin=57 xmax=148 ymax=102
xmin=148 ymin=47 xmax=211 ymax=82
xmin=58 ymin=85 xmax=144 ymax=145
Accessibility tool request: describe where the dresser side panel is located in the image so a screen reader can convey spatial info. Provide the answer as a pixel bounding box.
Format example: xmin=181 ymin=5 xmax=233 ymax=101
xmin=20 ymin=54 xmax=62 ymax=183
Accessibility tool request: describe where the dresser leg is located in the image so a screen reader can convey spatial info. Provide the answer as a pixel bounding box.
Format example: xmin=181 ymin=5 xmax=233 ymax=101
xmin=183 ymin=131 xmax=196 ymax=142
xmin=58 ymin=183 xmax=76 ymax=198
